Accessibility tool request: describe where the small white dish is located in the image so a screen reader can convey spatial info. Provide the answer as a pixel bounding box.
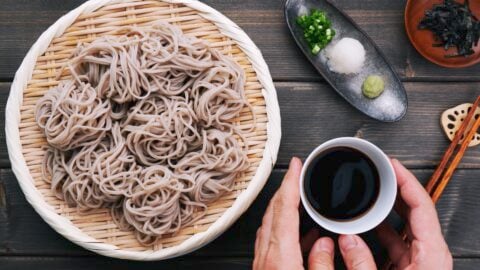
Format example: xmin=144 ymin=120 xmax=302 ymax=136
xmin=300 ymin=137 xmax=397 ymax=235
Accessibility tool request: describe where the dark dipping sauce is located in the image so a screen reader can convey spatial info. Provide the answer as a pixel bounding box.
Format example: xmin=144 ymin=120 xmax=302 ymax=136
xmin=304 ymin=147 xmax=380 ymax=221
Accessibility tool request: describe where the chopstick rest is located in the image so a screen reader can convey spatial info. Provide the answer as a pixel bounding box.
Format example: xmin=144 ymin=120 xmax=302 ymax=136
xmin=441 ymin=103 xmax=480 ymax=147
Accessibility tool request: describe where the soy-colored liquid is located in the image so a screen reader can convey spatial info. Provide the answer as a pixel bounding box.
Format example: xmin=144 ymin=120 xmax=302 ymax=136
xmin=304 ymin=147 xmax=380 ymax=220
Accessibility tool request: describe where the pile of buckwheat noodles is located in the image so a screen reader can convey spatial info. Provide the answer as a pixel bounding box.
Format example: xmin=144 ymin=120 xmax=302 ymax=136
xmin=35 ymin=22 xmax=252 ymax=246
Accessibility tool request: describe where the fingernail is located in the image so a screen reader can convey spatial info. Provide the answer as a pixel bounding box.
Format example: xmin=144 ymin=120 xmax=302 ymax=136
xmin=340 ymin=235 xmax=357 ymax=251
xmin=289 ymin=157 xmax=300 ymax=168
xmin=314 ymin=238 xmax=333 ymax=255
xmin=392 ymin=158 xmax=404 ymax=168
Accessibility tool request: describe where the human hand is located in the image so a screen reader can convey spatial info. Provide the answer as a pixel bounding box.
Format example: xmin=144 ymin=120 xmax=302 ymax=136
xmin=253 ymin=157 xmax=333 ymax=270
xmin=253 ymin=157 xmax=377 ymax=270
xmin=376 ymin=159 xmax=453 ymax=269
xmin=253 ymin=157 xmax=452 ymax=270
xmin=323 ymin=159 xmax=454 ymax=270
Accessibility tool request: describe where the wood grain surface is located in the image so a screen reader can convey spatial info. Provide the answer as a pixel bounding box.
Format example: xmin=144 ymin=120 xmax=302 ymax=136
xmin=0 ymin=257 xmax=479 ymax=270
xmin=2 ymin=0 xmax=480 ymax=81
xmin=1 ymin=0 xmax=479 ymax=269
xmin=2 ymin=170 xmax=480 ymax=258
xmin=1 ymin=81 xmax=479 ymax=168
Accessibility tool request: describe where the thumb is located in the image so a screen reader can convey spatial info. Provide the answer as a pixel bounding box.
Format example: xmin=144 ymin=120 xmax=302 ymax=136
xmin=339 ymin=235 xmax=377 ymax=270
xmin=308 ymin=237 xmax=335 ymax=270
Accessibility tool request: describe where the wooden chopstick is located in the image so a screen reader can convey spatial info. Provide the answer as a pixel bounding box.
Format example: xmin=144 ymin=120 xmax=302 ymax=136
xmin=426 ymin=95 xmax=480 ymax=196
xmin=431 ymin=105 xmax=480 ymax=202
xmin=383 ymin=95 xmax=480 ymax=270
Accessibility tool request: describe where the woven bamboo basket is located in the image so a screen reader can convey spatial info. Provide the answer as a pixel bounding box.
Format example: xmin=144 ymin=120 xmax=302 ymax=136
xmin=5 ymin=0 xmax=281 ymax=260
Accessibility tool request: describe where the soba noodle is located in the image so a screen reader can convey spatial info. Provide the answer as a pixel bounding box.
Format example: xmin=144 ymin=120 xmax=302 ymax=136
xmin=36 ymin=22 xmax=251 ymax=245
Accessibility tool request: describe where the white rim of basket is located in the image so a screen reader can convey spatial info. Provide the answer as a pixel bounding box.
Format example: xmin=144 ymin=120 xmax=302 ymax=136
xmin=5 ymin=0 xmax=281 ymax=261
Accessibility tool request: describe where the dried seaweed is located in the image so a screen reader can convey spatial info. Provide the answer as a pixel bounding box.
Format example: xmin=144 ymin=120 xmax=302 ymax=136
xmin=419 ymin=0 xmax=480 ymax=57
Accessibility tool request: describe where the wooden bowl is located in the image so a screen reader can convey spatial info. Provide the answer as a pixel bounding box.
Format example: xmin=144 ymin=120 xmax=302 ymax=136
xmin=405 ymin=0 xmax=480 ymax=68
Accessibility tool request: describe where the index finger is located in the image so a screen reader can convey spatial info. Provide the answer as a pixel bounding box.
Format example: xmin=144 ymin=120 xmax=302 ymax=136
xmin=392 ymin=159 xmax=443 ymax=242
xmin=270 ymin=157 xmax=303 ymax=245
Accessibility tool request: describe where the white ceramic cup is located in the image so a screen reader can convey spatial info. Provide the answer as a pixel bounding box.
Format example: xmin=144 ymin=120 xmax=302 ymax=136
xmin=300 ymin=137 xmax=397 ymax=235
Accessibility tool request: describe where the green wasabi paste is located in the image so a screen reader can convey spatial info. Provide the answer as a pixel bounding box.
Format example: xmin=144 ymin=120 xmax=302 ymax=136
xmin=362 ymin=75 xmax=384 ymax=99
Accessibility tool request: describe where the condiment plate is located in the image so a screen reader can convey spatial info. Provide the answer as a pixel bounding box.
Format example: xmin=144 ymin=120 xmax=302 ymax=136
xmin=285 ymin=0 xmax=407 ymax=122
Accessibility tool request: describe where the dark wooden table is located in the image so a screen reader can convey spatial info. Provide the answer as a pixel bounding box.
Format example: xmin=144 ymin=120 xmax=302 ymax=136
xmin=1 ymin=0 xmax=480 ymax=269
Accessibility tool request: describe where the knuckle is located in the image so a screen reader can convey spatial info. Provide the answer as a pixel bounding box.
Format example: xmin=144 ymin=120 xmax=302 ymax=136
xmin=274 ymin=192 xmax=291 ymax=210
xmin=310 ymin=254 xmax=334 ymax=270
xmin=263 ymin=255 xmax=278 ymax=269
xmin=262 ymin=225 xmax=270 ymax=236
xmin=268 ymin=235 xmax=280 ymax=247
xmin=313 ymin=262 xmax=334 ymax=270
xmin=261 ymin=225 xmax=271 ymax=238
xmin=349 ymin=256 xmax=370 ymax=269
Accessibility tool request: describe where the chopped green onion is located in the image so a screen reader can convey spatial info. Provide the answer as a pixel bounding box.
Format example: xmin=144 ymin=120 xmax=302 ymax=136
xmin=296 ymin=9 xmax=336 ymax=55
